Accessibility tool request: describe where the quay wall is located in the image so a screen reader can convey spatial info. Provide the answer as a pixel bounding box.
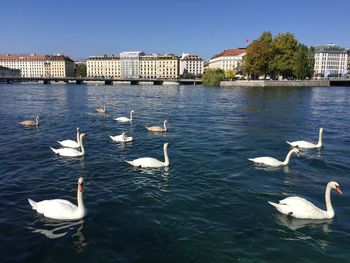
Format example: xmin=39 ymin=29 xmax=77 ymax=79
xmin=221 ymin=80 xmax=330 ymax=87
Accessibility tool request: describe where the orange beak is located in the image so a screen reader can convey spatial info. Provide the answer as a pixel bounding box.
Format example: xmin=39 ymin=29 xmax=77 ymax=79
xmin=336 ymin=186 xmax=342 ymax=194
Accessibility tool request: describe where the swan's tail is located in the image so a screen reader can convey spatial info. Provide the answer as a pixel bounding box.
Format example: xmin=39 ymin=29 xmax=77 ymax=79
xmin=125 ymin=160 xmax=133 ymax=165
xmin=50 ymin=147 xmax=59 ymax=155
xmin=28 ymin=198 xmax=37 ymax=210
xmin=268 ymin=201 xmax=279 ymax=208
xmin=248 ymin=158 xmax=255 ymax=162
xmin=109 ymin=136 xmax=115 ymax=141
xmin=286 ymin=141 xmax=293 ymax=146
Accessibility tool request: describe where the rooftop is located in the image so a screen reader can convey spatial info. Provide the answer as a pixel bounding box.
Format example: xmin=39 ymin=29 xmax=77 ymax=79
xmin=210 ymin=48 xmax=246 ymax=59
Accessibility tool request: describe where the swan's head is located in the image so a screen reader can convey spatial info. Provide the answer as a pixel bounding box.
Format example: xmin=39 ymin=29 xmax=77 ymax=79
xmin=80 ymin=133 xmax=86 ymax=139
xmin=164 ymin=143 xmax=169 ymax=148
xmin=76 ymin=127 xmax=80 ymax=132
xmin=78 ymin=177 xmax=84 ymax=192
xmin=320 ymin=127 xmax=324 ymax=133
xmin=292 ymin=148 xmax=301 ymax=157
xmin=329 ymin=181 xmax=342 ymax=194
xmin=121 ymin=132 xmax=126 ymax=139
xmin=131 ymin=110 xmax=135 ymax=113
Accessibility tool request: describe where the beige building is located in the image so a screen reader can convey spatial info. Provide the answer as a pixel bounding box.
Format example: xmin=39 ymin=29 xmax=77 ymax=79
xmin=207 ymin=48 xmax=246 ymax=71
xmin=86 ymin=55 xmax=120 ymax=78
xmin=0 ymin=54 xmax=75 ymax=77
xmin=180 ymin=53 xmax=204 ymax=76
xmin=140 ymin=54 xmax=179 ymax=79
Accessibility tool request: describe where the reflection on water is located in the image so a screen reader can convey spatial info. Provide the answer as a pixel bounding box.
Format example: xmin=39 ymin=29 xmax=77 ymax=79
xmin=27 ymin=218 xmax=88 ymax=252
xmin=275 ymin=213 xmax=332 ymax=232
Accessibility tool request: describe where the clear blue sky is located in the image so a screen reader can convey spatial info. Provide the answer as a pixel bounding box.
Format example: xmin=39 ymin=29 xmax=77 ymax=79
xmin=1 ymin=0 xmax=349 ymax=60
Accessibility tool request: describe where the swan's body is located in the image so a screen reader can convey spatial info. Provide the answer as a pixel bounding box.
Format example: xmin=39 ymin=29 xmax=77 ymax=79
xmin=110 ymin=132 xmax=133 ymax=142
xmin=146 ymin=120 xmax=168 ymax=132
xmin=28 ymin=177 xmax=86 ymax=220
xmin=96 ymin=105 xmax=106 ymax=113
xmin=248 ymin=148 xmax=300 ymax=167
xmin=114 ymin=110 xmax=134 ymax=122
xmin=19 ymin=116 xmax=39 ymax=127
xmin=287 ymin=128 xmax=323 ymax=149
xmin=268 ymin=181 xmax=342 ymax=219
xmin=57 ymin=128 xmax=81 ymax=148
xmin=51 ymin=133 xmax=86 ymax=157
xmin=126 ymin=143 xmax=169 ymax=168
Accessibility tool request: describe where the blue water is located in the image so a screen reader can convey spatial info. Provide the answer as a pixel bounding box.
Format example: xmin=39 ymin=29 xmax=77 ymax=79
xmin=0 ymin=83 xmax=350 ymax=262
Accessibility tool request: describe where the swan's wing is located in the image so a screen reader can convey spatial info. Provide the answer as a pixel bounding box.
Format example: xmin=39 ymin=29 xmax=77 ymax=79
xmin=249 ymin=157 xmax=281 ymax=166
xmin=54 ymin=148 xmax=82 ymax=157
xmin=58 ymin=140 xmax=79 ymax=148
xmin=287 ymin=140 xmax=316 ymax=148
xmin=278 ymin=197 xmax=325 ymax=219
xmin=34 ymin=199 xmax=78 ymax=219
xmin=127 ymin=157 xmax=163 ymax=168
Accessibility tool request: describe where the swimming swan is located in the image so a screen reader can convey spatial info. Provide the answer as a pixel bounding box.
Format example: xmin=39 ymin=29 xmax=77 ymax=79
xmin=286 ymin=128 xmax=323 ymax=149
xmin=268 ymin=181 xmax=342 ymax=219
xmin=248 ymin=148 xmax=300 ymax=167
xmin=57 ymin=128 xmax=81 ymax=148
xmin=51 ymin=133 xmax=86 ymax=157
xmin=126 ymin=143 xmax=169 ymax=168
xmin=19 ymin=116 xmax=39 ymax=127
xmin=114 ymin=110 xmax=134 ymax=122
xmin=146 ymin=120 xmax=168 ymax=132
xmin=28 ymin=177 xmax=86 ymax=220
xmin=110 ymin=132 xmax=133 ymax=142
xmin=96 ymin=104 xmax=106 ymax=113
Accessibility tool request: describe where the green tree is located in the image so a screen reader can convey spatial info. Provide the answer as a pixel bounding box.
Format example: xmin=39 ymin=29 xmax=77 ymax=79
xmin=75 ymin=63 xmax=87 ymax=77
xmin=269 ymin=33 xmax=299 ymax=79
xmin=202 ymin=68 xmax=225 ymax=87
xmin=224 ymin=69 xmax=235 ymax=80
xmin=243 ymin=31 xmax=273 ymax=79
xmin=293 ymin=44 xmax=314 ymax=79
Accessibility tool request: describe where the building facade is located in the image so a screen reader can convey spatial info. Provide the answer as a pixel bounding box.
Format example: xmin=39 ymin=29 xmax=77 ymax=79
xmin=0 ymin=54 xmax=75 ymax=77
xmin=120 ymin=51 xmax=144 ymax=79
xmin=0 ymin=66 xmax=21 ymax=78
xmin=140 ymin=54 xmax=179 ymax=79
xmin=207 ymin=48 xmax=246 ymax=71
xmin=314 ymin=44 xmax=348 ymax=77
xmin=179 ymin=53 xmax=204 ymax=77
xmin=86 ymin=55 xmax=120 ymax=78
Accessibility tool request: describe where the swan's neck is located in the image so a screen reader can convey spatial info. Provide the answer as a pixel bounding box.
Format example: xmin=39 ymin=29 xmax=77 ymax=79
xmin=325 ymin=184 xmax=335 ymax=218
xmin=164 ymin=121 xmax=167 ymax=131
xmin=317 ymin=129 xmax=323 ymax=147
xmin=77 ymin=131 xmax=80 ymax=145
xmin=35 ymin=117 xmax=39 ymax=125
xmin=80 ymin=136 xmax=85 ymax=154
xmin=130 ymin=111 xmax=133 ymax=121
xmin=163 ymin=145 xmax=169 ymax=166
xmin=77 ymin=184 xmax=84 ymax=212
xmin=282 ymin=150 xmax=294 ymax=165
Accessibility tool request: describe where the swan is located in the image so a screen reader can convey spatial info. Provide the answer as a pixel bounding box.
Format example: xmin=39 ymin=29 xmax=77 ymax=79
xmin=146 ymin=120 xmax=168 ymax=132
xmin=51 ymin=133 xmax=86 ymax=157
xmin=286 ymin=128 xmax=323 ymax=149
xmin=28 ymin=177 xmax=86 ymax=220
xmin=19 ymin=116 xmax=39 ymax=127
xmin=248 ymin=148 xmax=300 ymax=167
xmin=96 ymin=104 xmax=106 ymax=113
xmin=57 ymin=128 xmax=81 ymax=148
xmin=126 ymin=143 xmax=169 ymax=168
xmin=114 ymin=110 xmax=134 ymax=122
xmin=268 ymin=181 xmax=342 ymax=219
xmin=110 ymin=132 xmax=133 ymax=142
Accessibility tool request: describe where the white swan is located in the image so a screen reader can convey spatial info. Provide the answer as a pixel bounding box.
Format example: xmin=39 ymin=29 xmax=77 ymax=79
xmin=28 ymin=177 xmax=86 ymax=220
xmin=114 ymin=110 xmax=134 ymax=122
xmin=126 ymin=143 xmax=169 ymax=168
xmin=146 ymin=120 xmax=168 ymax=132
xmin=286 ymin=128 xmax=323 ymax=149
xmin=96 ymin=104 xmax=106 ymax=113
xmin=268 ymin=181 xmax=342 ymax=219
xmin=57 ymin=128 xmax=81 ymax=148
xmin=19 ymin=115 xmax=39 ymax=127
xmin=50 ymin=133 xmax=86 ymax=157
xmin=110 ymin=132 xmax=133 ymax=142
xmin=248 ymin=148 xmax=300 ymax=167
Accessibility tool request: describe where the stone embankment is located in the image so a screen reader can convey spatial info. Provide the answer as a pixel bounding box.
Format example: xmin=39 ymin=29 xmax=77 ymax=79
xmin=221 ymin=80 xmax=330 ymax=87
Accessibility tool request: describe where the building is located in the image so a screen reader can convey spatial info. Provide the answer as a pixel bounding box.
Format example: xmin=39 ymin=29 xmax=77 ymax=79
xmin=120 ymin=51 xmax=144 ymax=79
xmin=314 ymin=44 xmax=348 ymax=77
xmin=86 ymin=55 xmax=120 ymax=78
xmin=0 ymin=66 xmax=21 ymax=78
xmin=140 ymin=54 xmax=179 ymax=79
xmin=207 ymin=48 xmax=246 ymax=71
xmin=179 ymin=53 xmax=204 ymax=77
xmin=0 ymin=54 xmax=75 ymax=77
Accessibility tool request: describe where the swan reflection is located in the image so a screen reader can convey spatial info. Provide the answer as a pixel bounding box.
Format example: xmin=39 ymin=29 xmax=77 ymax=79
xmin=28 ymin=218 xmax=88 ymax=252
xmin=275 ymin=213 xmax=332 ymax=232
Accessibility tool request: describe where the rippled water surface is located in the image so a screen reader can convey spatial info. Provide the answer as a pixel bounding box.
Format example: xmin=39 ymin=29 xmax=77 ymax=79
xmin=0 ymin=83 xmax=350 ymax=262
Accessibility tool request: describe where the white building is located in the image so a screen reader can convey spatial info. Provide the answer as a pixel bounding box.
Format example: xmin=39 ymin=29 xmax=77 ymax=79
xmin=86 ymin=55 xmax=120 ymax=78
xmin=0 ymin=54 xmax=75 ymax=77
xmin=120 ymin=51 xmax=144 ymax=79
xmin=179 ymin=53 xmax=204 ymax=77
xmin=207 ymin=48 xmax=246 ymax=71
xmin=140 ymin=54 xmax=179 ymax=79
xmin=314 ymin=44 xmax=348 ymax=77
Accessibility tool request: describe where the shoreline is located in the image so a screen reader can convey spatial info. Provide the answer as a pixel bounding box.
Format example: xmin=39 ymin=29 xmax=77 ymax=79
xmin=220 ymin=80 xmax=331 ymax=87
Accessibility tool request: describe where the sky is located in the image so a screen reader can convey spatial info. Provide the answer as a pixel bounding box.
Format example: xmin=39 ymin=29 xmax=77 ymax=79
xmin=1 ymin=0 xmax=349 ymax=60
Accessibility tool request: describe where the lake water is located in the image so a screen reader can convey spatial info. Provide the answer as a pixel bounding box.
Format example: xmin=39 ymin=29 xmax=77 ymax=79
xmin=0 ymin=83 xmax=349 ymax=262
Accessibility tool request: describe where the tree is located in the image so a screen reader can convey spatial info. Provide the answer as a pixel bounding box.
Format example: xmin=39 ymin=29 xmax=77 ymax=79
xmin=243 ymin=31 xmax=273 ymax=79
xmin=202 ymin=68 xmax=225 ymax=87
xmin=224 ymin=69 xmax=235 ymax=80
xmin=269 ymin=33 xmax=299 ymax=79
xmin=293 ymin=44 xmax=314 ymax=79
xmin=75 ymin=63 xmax=87 ymax=77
